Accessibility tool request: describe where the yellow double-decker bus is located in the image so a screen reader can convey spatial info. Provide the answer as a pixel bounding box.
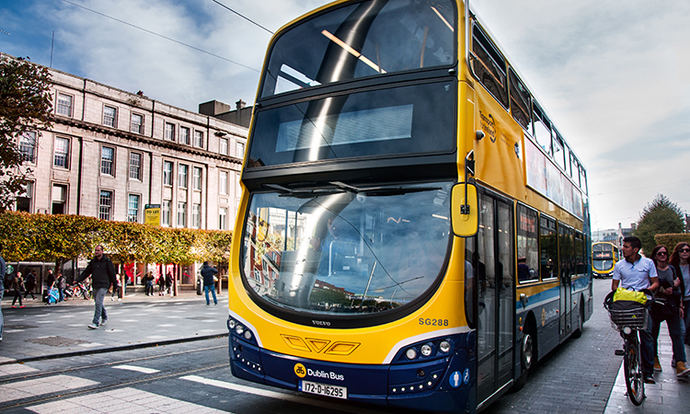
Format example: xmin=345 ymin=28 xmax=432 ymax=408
xmin=227 ymin=1 xmax=592 ymax=411
xmin=592 ymin=241 xmax=619 ymax=278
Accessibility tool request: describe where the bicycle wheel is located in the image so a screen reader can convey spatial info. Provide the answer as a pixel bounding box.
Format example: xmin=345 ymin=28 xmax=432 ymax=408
xmin=623 ymin=333 xmax=645 ymax=405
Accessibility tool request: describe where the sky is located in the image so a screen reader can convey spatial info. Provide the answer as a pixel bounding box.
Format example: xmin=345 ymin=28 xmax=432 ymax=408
xmin=1 ymin=0 xmax=688 ymax=231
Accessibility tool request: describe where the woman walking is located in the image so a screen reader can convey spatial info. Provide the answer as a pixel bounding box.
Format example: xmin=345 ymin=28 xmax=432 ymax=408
xmin=670 ymin=242 xmax=690 ymax=346
xmin=11 ymin=272 xmax=25 ymax=308
xmin=651 ymin=244 xmax=690 ymax=377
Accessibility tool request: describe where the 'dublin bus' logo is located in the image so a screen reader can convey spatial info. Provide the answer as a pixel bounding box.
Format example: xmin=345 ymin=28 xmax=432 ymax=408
xmin=294 ymin=363 xmax=307 ymax=378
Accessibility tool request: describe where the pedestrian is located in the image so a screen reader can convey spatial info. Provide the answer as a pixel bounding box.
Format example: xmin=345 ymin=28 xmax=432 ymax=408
xmin=669 ymin=241 xmax=690 ymax=346
xmin=157 ymin=273 xmax=165 ymax=296
xmin=57 ymin=272 xmax=67 ymax=302
xmin=24 ymin=271 xmax=36 ymax=300
xmin=143 ymin=272 xmax=154 ymax=296
xmin=200 ymin=261 xmax=218 ymax=305
xmin=165 ymin=271 xmax=173 ymax=296
xmin=11 ymin=271 xmax=25 ymax=308
xmin=0 ymin=253 xmax=6 ymax=342
xmin=45 ymin=269 xmax=55 ymax=296
xmin=74 ymin=245 xmax=116 ymax=329
xmin=649 ymin=245 xmax=690 ymax=377
xmin=611 ymin=236 xmax=660 ymax=384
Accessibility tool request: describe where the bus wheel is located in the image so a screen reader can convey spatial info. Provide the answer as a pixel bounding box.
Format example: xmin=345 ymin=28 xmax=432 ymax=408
xmin=513 ymin=323 xmax=536 ymax=391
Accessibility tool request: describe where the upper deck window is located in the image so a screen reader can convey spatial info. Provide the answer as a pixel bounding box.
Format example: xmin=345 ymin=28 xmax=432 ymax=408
xmin=260 ymin=0 xmax=456 ymax=99
xmin=509 ymin=69 xmax=531 ymax=130
xmin=470 ymin=23 xmax=508 ymax=108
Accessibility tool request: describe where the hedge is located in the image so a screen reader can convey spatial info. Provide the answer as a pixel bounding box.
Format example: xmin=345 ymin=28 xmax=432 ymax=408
xmin=0 ymin=211 xmax=232 ymax=265
xmin=654 ymin=233 xmax=690 ymax=251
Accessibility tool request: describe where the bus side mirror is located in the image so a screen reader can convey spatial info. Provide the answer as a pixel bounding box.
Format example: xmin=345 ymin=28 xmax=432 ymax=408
xmin=451 ymin=183 xmax=478 ymax=237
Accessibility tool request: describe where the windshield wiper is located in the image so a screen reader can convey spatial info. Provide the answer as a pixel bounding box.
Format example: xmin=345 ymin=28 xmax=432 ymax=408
xmin=263 ymin=183 xmax=345 ymax=198
xmin=329 ymin=181 xmax=441 ymax=196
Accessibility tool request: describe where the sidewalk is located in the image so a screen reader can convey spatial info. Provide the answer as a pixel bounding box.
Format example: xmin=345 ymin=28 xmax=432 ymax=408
xmin=0 ymin=288 xmax=229 ymax=365
xmin=604 ymin=324 xmax=690 ymax=412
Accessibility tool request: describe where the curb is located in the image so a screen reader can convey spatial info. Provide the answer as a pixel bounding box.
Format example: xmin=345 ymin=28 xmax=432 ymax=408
xmin=0 ymin=332 xmax=229 ymax=366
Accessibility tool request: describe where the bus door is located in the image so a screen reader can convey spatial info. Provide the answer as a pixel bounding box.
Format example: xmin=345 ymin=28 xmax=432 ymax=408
xmin=558 ymin=225 xmax=574 ymax=339
xmin=471 ymin=193 xmax=515 ymax=405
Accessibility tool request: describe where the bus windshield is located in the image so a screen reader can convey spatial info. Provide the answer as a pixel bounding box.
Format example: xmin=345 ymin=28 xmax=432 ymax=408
xmin=593 ymin=259 xmax=613 ymax=271
xmin=260 ymin=0 xmax=456 ymax=98
xmin=241 ymin=181 xmax=452 ymax=318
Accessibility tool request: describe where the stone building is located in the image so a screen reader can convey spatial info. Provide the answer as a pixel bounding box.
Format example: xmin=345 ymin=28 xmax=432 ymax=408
xmin=7 ymin=54 xmax=248 ymax=289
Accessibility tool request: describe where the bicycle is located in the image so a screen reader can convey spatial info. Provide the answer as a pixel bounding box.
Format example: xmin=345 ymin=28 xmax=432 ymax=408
xmin=603 ymin=290 xmax=661 ymax=406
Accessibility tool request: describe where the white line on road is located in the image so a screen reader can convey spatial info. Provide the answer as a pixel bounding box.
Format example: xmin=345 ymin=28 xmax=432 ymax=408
xmin=112 ymin=364 xmax=160 ymax=374
xmin=0 ymin=374 xmax=98 ymax=403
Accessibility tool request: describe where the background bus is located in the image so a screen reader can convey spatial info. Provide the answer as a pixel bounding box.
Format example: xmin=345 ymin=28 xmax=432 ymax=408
xmin=226 ymin=1 xmax=592 ymax=412
xmin=592 ymin=241 xmax=619 ymax=278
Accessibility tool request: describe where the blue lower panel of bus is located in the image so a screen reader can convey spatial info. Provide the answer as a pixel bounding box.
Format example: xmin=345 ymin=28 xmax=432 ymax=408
xmin=228 ymin=327 xmax=476 ymax=412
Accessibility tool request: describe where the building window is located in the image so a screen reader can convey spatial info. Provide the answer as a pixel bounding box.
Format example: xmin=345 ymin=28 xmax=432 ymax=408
xmin=162 ymin=200 xmax=171 ymax=226
xmin=177 ymin=201 xmax=187 ymax=227
xmin=165 ymin=122 xmax=175 ymax=141
xmin=54 ymin=137 xmax=70 ymax=168
xmin=52 ymin=184 xmax=67 ymax=214
xmin=180 ymin=126 xmax=190 ymax=145
xmin=56 ymin=93 xmax=73 ymax=117
xmin=219 ymin=207 xmax=227 ymax=230
xmin=194 ymin=130 xmax=204 ymax=148
xmin=20 ymin=131 xmax=37 ymax=163
xmin=16 ymin=182 xmax=33 ymax=212
xmin=163 ymin=161 xmax=173 ymax=186
xmin=219 ymin=170 xmax=228 ymax=195
xmin=129 ymin=152 xmax=142 ymax=180
xmin=103 ymin=105 xmax=117 ymax=127
xmin=99 ymin=190 xmax=113 ymax=220
xmin=131 ymin=113 xmax=144 ymax=134
xmin=178 ymin=164 xmax=188 ymax=189
xmin=101 ymin=146 xmax=115 ymax=176
xmin=128 ymin=194 xmax=140 ymax=222
xmin=192 ymin=203 xmax=201 ymax=228
xmin=236 ymin=142 xmax=245 ymax=158
xmin=193 ymin=167 xmax=202 ymax=190
xmin=219 ymin=138 xmax=228 ymax=155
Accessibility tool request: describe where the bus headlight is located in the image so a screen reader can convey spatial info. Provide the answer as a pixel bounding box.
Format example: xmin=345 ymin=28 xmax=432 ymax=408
xmin=421 ymin=343 xmax=433 ymax=357
xmin=439 ymin=340 xmax=451 ymax=353
xmin=228 ymin=319 xmax=237 ymax=329
xmin=405 ymin=348 xmax=418 ymax=360
xmin=235 ymin=325 xmax=245 ymax=335
xmin=243 ymin=330 xmax=252 ymax=340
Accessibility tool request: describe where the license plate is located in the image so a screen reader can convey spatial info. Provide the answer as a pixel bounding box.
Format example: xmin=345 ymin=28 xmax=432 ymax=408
xmin=299 ymin=380 xmax=348 ymax=399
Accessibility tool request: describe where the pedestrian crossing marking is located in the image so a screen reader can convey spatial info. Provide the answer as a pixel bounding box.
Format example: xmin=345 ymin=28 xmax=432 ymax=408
xmin=0 ymin=363 xmax=39 ymax=377
xmin=0 ymin=374 xmax=98 ymax=403
xmin=112 ymin=364 xmax=160 ymax=374
xmin=26 ymin=387 xmax=228 ymax=413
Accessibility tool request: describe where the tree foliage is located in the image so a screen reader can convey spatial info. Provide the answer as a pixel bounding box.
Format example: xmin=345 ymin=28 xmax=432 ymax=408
xmin=634 ymin=194 xmax=684 ymax=255
xmin=0 ymin=212 xmax=233 ymax=266
xmin=654 ymin=233 xmax=690 ymax=251
xmin=0 ymin=56 xmax=53 ymax=211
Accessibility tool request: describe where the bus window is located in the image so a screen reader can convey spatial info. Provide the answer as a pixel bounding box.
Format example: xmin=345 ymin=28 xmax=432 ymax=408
xmin=470 ymin=23 xmax=508 ymax=108
xmin=260 ymin=0 xmax=457 ymax=98
xmin=539 ymin=216 xmax=557 ymax=279
xmin=570 ymin=154 xmax=580 ymax=185
xmin=532 ymin=104 xmax=552 ymax=156
xmin=579 ymin=166 xmax=587 ymax=193
xmin=553 ymin=132 xmax=566 ymax=172
xmin=558 ymin=225 xmax=574 ymax=278
xmin=517 ymin=205 xmax=538 ymax=283
xmin=509 ymin=69 xmax=531 ymax=130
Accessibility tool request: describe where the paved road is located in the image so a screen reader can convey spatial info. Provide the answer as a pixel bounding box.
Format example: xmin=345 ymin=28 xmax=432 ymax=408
xmin=2 ymin=280 xmax=688 ymax=413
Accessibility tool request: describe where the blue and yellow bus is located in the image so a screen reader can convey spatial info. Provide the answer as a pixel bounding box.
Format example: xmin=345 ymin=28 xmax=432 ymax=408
xmin=592 ymin=241 xmax=618 ymax=278
xmin=227 ymin=1 xmax=592 ymax=411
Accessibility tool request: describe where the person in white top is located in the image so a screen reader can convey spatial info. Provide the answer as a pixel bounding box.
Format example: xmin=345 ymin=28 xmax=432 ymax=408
xmin=669 ymin=241 xmax=690 ymax=347
xmin=611 ymin=236 xmax=659 ymax=384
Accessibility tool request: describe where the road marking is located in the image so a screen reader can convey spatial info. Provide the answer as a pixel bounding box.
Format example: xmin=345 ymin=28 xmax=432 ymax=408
xmin=0 ymin=374 xmax=98 ymax=403
xmin=0 ymin=363 xmax=39 ymax=377
xmin=180 ymin=375 xmax=382 ymax=414
xmin=27 ymin=387 xmax=228 ymax=413
xmin=78 ymin=342 xmax=103 ymax=348
xmin=4 ymin=329 xmax=25 ymax=333
xmin=113 ymin=364 xmax=160 ymax=374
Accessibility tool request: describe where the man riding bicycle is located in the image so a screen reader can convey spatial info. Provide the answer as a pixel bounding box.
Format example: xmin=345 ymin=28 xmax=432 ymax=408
xmin=612 ymin=236 xmax=659 ymax=384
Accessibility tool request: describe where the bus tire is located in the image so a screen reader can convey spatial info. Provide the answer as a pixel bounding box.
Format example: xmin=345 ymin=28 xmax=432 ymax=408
xmin=513 ymin=319 xmax=537 ymax=391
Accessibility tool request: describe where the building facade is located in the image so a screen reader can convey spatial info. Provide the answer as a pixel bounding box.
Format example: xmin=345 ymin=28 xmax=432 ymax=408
xmin=13 ymin=61 xmax=247 ymax=233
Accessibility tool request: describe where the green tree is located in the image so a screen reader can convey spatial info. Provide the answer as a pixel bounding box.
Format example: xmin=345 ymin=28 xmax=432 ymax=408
xmin=634 ymin=194 xmax=684 ymax=255
xmin=0 ymin=56 xmax=53 ymax=211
